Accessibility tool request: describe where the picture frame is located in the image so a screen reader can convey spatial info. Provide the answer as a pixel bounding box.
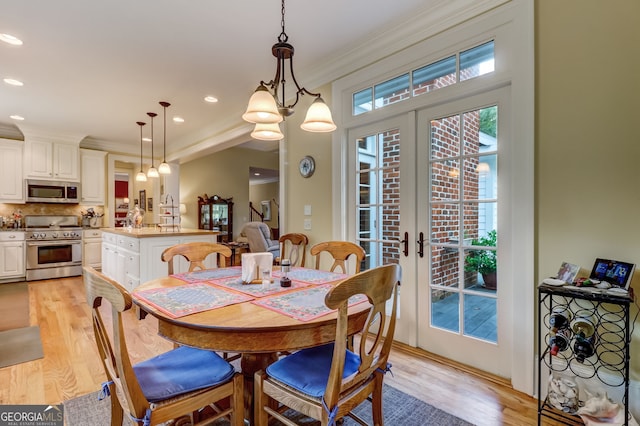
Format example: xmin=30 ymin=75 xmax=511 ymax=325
xmin=148 ymin=197 xmax=153 ymax=212
xmin=589 ymin=258 xmax=636 ymax=289
xmin=139 ymin=190 xmax=146 ymax=211
xmin=261 ymin=200 xmax=271 ymax=221
xmin=556 ymin=262 xmax=580 ymax=284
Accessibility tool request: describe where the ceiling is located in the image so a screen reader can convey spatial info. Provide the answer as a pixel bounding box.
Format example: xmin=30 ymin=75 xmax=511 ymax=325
xmin=0 ymin=0 xmax=435 ymax=163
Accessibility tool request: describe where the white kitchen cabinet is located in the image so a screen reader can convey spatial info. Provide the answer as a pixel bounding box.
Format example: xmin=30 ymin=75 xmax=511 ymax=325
xmin=24 ymin=139 xmax=80 ymax=181
xmin=0 ymin=232 xmax=26 ymax=282
xmin=101 ymin=233 xmax=117 ymax=280
xmin=101 ymin=229 xmax=218 ymax=292
xmin=82 ymin=229 xmax=103 ymax=269
xmin=80 ymin=149 xmax=107 ymax=204
xmin=0 ymin=138 xmax=24 ymax=202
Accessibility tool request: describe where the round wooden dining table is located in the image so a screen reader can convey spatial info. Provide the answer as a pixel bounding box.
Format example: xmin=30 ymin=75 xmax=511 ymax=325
xmin=131 ymin=267 xmax=369 ymax=424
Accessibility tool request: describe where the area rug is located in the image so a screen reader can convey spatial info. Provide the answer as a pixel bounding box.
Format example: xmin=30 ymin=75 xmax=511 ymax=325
xmin=64 ymin=383 xmax=473 ymax=425
xmin=0 ymin=326 xmax=44 ymax=368
xmin=0 ymin=282 xmax=30 ymax=331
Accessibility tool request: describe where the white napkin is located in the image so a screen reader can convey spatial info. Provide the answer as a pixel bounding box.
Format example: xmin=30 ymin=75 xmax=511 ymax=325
xmin=241 ymin=253 xmax=273 ymax=283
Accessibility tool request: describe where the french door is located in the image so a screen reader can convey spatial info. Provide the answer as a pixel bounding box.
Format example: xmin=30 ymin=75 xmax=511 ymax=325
xmin=348 ymin=87 xmax=512 ymax=377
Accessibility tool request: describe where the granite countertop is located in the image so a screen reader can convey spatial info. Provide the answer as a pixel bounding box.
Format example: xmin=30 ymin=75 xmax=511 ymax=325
xmin=101 ymin=227 xmax=219 ymax=238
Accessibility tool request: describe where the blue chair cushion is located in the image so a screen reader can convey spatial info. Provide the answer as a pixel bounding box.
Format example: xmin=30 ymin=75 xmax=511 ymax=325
xmin=133 ymin=346 xmax=235 ymax=403
xmin=266 ymin=343 xmax=361 ymax=398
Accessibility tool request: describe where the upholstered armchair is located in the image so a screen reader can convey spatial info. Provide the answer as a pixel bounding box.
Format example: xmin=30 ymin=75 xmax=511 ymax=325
xmin=241 ymin=222 xmax=280 ymax=260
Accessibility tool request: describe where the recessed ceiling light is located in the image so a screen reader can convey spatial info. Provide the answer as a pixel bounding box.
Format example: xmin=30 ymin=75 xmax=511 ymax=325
xmin=0 ymin=33 xmax=23 ymax=46
xmin=10 ymin=115 xmax=25 ymax=121
xmin=204 ymin=96 xmax=218 ymax=103
xmin=173 ymin=116 xmax=185 ymax=123
xmin=3 ymin=78 xmax=23 ymax=86
xmin=142 ymin=137 xmax=152 ymax=142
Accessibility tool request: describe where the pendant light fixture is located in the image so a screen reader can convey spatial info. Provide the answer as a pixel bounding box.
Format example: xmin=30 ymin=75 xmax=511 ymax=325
xmin=135 ymin=121 xmax=147 ymax=182
xmin=158 ymin=101 xmax=171 ymax=175
xmin=251 ymin=122 xmax=284 ymax=141
xmin=242 ymin=0 xmax=336 ymax=140
xmin=146 ymin=112 xmax=159 ymax=178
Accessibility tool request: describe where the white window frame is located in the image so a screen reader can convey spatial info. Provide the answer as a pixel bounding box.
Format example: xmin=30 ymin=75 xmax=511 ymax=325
xmin=330 ymin=0 xmax=534 ymax=395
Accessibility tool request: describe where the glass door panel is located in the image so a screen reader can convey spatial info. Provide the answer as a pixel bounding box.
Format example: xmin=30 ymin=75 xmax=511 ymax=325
xmin=349 ymin=114 xmax=415 ymax=345
xmin=417 ymin=91 xmax=511 ymax=377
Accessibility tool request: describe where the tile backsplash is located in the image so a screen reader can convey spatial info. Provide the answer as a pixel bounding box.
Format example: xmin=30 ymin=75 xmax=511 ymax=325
xmin=0 ymin=203 xmax=105 ymax=227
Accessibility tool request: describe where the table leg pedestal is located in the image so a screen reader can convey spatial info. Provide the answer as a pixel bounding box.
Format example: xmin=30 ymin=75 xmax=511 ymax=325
xmin=241 ymin=352 xmax=279 ymax=425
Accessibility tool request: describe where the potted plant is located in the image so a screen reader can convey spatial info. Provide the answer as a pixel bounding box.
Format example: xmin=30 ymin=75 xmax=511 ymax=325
xmin=464 ymin=230 xmax=497 ymax=290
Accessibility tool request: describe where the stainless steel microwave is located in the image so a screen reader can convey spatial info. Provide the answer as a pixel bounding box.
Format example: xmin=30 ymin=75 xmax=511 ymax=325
xmin=26 ymin=179 xmax=80 ymax=203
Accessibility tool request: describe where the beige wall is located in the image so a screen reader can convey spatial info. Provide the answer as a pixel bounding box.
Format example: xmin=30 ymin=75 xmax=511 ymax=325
xmin=536 ymin=0 xmax=640 ymax=382
xmin=281 ymin=84 xmax=334 ymax=257
xmin=179 ymin=146 xmax=278 ymax=240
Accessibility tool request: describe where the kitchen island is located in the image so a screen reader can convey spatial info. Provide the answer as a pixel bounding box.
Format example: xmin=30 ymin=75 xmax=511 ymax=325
xmin=101 ymin=227 xmax=220 ymax=291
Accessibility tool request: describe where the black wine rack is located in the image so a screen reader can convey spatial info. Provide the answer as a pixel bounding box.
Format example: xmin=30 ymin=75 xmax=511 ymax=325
xmin=537 ymin=283 xmax=634 ymax=425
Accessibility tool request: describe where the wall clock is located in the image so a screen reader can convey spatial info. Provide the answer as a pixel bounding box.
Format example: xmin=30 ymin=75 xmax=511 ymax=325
xmin=299 ymin=156 xmax=315 ymax=178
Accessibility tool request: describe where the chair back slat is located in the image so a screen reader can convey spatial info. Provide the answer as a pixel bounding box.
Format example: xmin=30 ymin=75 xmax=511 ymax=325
xmin=161 ymin=242 xmax=232 ymax=274
xmin=310 ymin=241 xmax=366 ymax=274
xmin=279 ymin=233 xmax=309 ymax=267
xmin=83 ymin=266 xmax=149 ymax=421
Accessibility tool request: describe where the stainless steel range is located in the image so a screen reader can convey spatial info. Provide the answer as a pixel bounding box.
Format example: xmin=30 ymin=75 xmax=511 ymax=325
xmin=25 ymin=215 xmax=82 ymax=281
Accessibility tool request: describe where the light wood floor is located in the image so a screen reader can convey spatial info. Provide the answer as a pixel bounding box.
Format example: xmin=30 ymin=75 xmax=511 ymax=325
xmin=0 ymin=276 xmax=557 ymax=425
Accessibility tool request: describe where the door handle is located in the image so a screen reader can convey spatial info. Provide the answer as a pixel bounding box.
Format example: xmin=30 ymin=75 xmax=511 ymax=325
xmin=417 ymin=232 xmax=425 ymax=258
xmin=400 ymin=232 xmax=409 ymax=257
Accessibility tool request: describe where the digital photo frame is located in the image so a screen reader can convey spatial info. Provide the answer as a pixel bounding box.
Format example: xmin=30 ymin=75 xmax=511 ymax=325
xmin=589 ymin=258 xmax=635 ymax=289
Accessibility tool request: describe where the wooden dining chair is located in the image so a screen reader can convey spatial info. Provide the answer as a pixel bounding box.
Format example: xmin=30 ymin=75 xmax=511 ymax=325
xmin=278 ymin=233 xmax=309 ymax=267
xmin=310 ymin=241 xmax=366 ymax=274
xmin=254 ymin=264 xmax=401 ymax=426
xmin=161 ymin=242 xmax=232 ymax=275
xmin=82 ymin=266 xmax=244 ymax=426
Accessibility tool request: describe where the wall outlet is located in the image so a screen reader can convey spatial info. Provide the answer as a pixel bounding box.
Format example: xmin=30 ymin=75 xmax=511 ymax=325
xmin=304 ymin=219 xmax=312 ymax=230
xmin=304 ymin=205 xmax=312 ymax=216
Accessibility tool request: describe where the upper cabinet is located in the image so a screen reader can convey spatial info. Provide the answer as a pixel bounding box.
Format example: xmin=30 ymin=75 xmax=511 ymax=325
xmin=24 ymin=139 xmax=80 ymax=181
xmin=0 ymin=138 xmax=24 ymax=203
xmin=80 ymin=149 xmax=107 ymax=205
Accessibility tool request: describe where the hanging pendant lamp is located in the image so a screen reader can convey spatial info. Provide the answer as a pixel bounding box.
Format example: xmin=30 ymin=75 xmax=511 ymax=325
xmin=242 ymin=0 xmax=336 ymax=139
xmin=158 ymin=101 xmax=171 ymax=175
xmin=146 ymin=112 xmax=159 ymax=178
xmin=251 ymin=122 xmax=283 ymax=141
xmin=135 ymin=121 xmax=147 ymax=182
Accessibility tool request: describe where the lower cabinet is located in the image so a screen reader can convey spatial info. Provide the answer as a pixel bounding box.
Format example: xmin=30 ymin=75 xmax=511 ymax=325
xmin=0 ymin=232 xmax=25 ymax=281
xmin=82 ymin=229 xmax=102 ymax=269
xmin=101 ymin=231 xmax=217 ymax=292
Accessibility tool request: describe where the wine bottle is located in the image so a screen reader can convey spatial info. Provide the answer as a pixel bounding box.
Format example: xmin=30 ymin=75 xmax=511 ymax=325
xmin=574 ymin=333 xmax=597 ymax=363
xmin=549 ymin=307 xmax=572 ymax=332
xmin=571 ymin=310 xmax=595 ymax=339
xmin=549 ymin=327 xmax=572 ymax=356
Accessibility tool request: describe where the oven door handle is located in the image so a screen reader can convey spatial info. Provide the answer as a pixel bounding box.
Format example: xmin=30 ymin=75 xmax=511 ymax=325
xmin=27 ymin=240 xmax=81 ymax=247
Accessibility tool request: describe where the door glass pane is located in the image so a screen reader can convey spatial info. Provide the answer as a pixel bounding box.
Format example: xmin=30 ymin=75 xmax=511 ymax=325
xmin=430 ymin=115 xmax=460 ymax=159
xmin=431 ymin=159 xmax=460 ymax=201
xmin=431 ymin=246 xmax=459 ymax=289
xmin=356 ymin=129 xmax=401 ymax=270
xmin=430 ymin=203 xmax=459 ymax=243
xmin=431 ymin=289 xmax=459 ymax=333
xmin=463 ymin=294 xmax=497 ymax=341
xmin=429 ymin=105 xmax=498 ymax=344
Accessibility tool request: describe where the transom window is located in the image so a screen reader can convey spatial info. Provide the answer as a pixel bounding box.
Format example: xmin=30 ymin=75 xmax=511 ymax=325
xmin=353 ymin=40 xmax=495 ymax=116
